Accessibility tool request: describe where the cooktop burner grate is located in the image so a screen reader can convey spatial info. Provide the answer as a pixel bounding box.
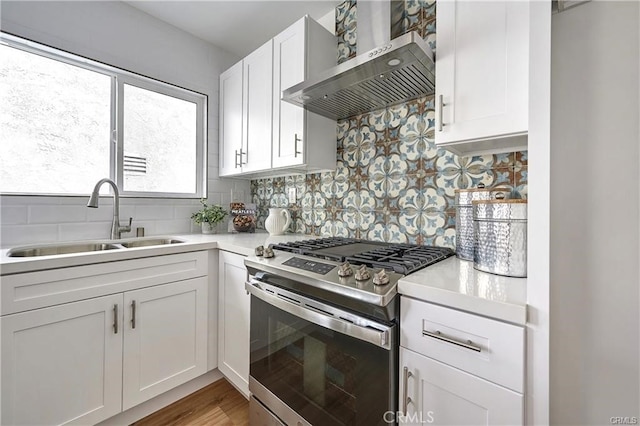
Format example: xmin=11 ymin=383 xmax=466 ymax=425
xmin=270 ymin=238 xmax=453 ymax=275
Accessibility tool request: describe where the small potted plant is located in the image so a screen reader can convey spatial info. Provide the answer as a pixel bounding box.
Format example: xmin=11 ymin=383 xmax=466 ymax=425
xmin=191 ymin=199 xmax=227 ymax=234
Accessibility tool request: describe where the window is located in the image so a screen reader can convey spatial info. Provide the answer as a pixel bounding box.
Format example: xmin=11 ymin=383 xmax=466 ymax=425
xmin=0 ymin=34 xmax=206 ymax=197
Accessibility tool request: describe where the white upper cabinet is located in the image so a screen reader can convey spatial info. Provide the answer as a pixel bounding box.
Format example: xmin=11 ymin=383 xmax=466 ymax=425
xmin=219 ymin=61 xmax=244 ymax=177
xmin=219 ymin=15 xmax=336 ymax=178
xmin=272 ymin=16 xmax=336 ymax=171
xmin=435 ymin=0 xmax=529 ymax=156
xmin=242 ymin=40 xmax=274 ymax=173
xmin=219 ymin=41 xmax=273 ymax=176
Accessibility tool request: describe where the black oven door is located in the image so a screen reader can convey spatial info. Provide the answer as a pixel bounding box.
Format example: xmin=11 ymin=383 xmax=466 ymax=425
xmin=247 ymin=278 xmax=397 ymax=426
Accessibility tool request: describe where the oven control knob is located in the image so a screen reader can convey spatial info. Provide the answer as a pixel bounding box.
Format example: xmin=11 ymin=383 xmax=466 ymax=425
xmin=337 ymin=262 xmax=354 ymax=277
xmin=373 ymin=269 xmax=390 ymax=286
xmin=255 ymin=245 xmax=264 ymax=256
xmin=263 ymin=247 xmax=275 ymax=258
xmin=354 ymin=265 xmax=371 ymax=281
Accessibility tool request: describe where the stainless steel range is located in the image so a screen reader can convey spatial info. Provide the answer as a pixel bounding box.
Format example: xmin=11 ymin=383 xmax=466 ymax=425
xmin=244 ymin=238 xmax=453 ymax=426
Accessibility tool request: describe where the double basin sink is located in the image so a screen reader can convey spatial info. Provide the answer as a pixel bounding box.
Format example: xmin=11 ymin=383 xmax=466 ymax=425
xmin=7 ymin=238 xmax=185 ymax=257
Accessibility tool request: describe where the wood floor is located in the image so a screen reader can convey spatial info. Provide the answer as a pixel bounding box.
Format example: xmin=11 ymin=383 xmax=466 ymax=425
xmin=132 ymin=379 xmax=249 ymax=426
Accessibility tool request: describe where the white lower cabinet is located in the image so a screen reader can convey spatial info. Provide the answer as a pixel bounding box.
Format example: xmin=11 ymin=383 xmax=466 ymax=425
xmin=1 ymin=294 xmax=124 ymax=426
xmin=217 ymin=250 xmax=250 ymax=397
xmin=399 ymin=296 xmax=525 ymax=426
xmin=399 ymin=347 xmax=523 ymax=426
xmin=122 ymin=278 xmax=208 ymax=410
xmin=0 ymin=252 xmax=209 ymax=426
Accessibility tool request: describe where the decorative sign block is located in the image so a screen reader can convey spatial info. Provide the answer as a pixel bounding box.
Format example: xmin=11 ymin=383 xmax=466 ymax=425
xmin=228 ymin=202 xmax=257 ymax=233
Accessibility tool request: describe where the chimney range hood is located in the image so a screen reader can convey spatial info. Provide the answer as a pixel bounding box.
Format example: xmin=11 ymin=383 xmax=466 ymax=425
xmin=282 ymin=2 xmax=435 ymax=120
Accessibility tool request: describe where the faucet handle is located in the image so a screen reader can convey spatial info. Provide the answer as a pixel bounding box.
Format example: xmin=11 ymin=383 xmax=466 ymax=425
xmin=120 ymin=217 xmax=133 ymax=232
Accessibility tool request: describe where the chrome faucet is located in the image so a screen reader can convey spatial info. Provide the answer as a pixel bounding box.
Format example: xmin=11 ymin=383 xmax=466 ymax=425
xmin=87 ymin=178 xmax=132 ymax=240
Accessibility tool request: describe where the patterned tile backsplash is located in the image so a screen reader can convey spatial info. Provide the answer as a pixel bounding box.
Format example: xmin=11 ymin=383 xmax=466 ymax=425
xmin=250 ymin=0 xmax=528 ymax=249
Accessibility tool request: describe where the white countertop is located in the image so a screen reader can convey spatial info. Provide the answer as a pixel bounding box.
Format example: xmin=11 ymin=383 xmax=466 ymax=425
xmin=0 ymin=232 xmax=314 ymax=275
xmin=1 ymin=233 xmax=527 ymax=324
xmin=398 ymin=257 xmax=527 ymax=325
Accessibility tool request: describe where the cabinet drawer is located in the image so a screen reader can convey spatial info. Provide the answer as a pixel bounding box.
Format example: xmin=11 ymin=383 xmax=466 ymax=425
xmin=400 ymin=296 xmax=525 ymax=392
xmin=400 ymin=347 xmax=523 ymax=426
xmin=1 ymin=251 xmax=208 ymax=315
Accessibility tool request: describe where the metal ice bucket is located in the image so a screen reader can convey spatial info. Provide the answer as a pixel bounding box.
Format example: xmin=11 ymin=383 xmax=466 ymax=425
xmin=455 ymin=186 xmax=511 ymax=261
xmin=473 ymin=199 xmax=527 ymax=277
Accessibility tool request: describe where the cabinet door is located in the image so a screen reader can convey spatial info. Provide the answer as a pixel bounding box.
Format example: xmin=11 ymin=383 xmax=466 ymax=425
xmin=218 ymin=250 xmax=250 ymax=397
xmin=272 ymin=17 xmax=306 ymax=168
xmin=242 ymin=40 xmax=273 ymax=173
xmin=122 ymin=277 xmax=208 ymax=410
xmin=399 ymin=348 xmax=523 ymax=426
xmin=219 ymin=61 xmax=244 ymax=177
xmin=435 ymin=0 xmax=529 ymax=150
xmin=1 ymin=294 xmax=123 ymax=426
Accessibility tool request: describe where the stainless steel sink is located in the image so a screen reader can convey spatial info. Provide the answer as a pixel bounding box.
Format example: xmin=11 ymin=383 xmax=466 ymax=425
xmin=7 ymin=242 xmax=123 ymax=257
xmin=118 ymin=238 xmax=185 ymax=248
xmin=6 ymin=237 xmax=186 ymax=257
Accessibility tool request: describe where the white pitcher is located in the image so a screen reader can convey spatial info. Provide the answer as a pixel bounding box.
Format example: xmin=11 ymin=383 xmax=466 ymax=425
xmin=265 ymin=208 xmax=291 ymax=235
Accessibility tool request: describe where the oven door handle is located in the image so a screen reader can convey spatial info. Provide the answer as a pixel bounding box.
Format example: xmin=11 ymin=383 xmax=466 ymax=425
xmin=246 ymin=280 xmax=394 ymax=350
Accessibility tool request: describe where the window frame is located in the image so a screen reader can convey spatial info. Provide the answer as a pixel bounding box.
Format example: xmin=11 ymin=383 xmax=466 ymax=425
xmin=0 ymin=32 xmax=208 ymax=199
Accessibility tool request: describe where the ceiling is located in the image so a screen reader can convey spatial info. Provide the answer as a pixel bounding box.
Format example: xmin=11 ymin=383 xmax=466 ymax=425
xmin=125 ymin=1 xmax=340 ymax=58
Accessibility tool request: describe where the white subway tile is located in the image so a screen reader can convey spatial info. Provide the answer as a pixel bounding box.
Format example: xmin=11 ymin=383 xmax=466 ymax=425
xmin=174 ymin=205 xmax=198 ymax=222
xmin=86 ymin=205 xmax=117 ymax=222
xmin=154 ymin=219 xmax=192 ymax=234
xmin=135 ymin=205 xmax=174 ymax=220
xmin=1 ymin=195 xmax=61 ymax=206
xmin=0 ymin=224 xmax=59 ymax=248
xmin=206 ymin=193 xmax=223 ymax=205
xmin=209 ymin=140 xmax=219 ymax=155
xmin=1 ymin=206 xmax=28 ymax=225
xmin=28 ymin=205 xmax=87 ymax=224
xmin=59 ymin=196 xmax=94 ymax=205
xmin=58 ymin=222 xmax=113 ymax=241
xmin=119 ymin=206 xmax=136 ymax=222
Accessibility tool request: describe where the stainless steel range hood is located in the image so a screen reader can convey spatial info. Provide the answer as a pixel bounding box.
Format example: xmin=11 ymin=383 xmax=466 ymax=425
xmin=282 ymin=1 xmax=435 ymax=120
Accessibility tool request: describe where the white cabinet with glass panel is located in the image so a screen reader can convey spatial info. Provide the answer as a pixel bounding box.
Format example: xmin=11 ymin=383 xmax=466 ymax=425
xmin=219 ymin=16 xmax=336 ymax=178
xmin=0 ymin=252 xmax=209 ymax=426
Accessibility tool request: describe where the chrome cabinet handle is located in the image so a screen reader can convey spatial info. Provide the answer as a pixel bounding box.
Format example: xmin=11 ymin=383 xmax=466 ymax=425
xmin=131 ymin=300 xmax=136 ymax=329
xmin=240 ymin=148 xmax=247 ymax=165
xmin=402 ymin=366 xmax=413 ymax=415
xmin=294 ymin=133 xmax=302 ymax=158
xmin=113 ymin=304 xmax=118 ymax=334
xmin=422 ymin=330 xmax=482 ymax=352
xmin=438 ymin=94 xmax=445 ymax=132
xmin=234 ymin=149 xmax=241 ymax=168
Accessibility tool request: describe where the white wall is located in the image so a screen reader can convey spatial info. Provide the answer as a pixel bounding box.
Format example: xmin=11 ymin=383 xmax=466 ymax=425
xmin=0 ymin=1 xmax=250 ymax=247
xmin=550 ymin=2 xmax=640 ymax=424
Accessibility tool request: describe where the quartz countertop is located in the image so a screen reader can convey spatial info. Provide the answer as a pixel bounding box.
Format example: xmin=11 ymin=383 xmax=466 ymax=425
xmin=0 ymin=232 xmax=315 ymax=275
xmin=398 ymin=257 xmax=527 ymax=325
xmin=1 ymin=233 xmax=527 ymax=325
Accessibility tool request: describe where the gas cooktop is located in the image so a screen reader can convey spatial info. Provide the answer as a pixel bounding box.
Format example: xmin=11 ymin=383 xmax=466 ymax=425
xmin=269 ymin=237 xmax=454 ymax=275
xmin=245 ymin=238 xmax=454 ymax=309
